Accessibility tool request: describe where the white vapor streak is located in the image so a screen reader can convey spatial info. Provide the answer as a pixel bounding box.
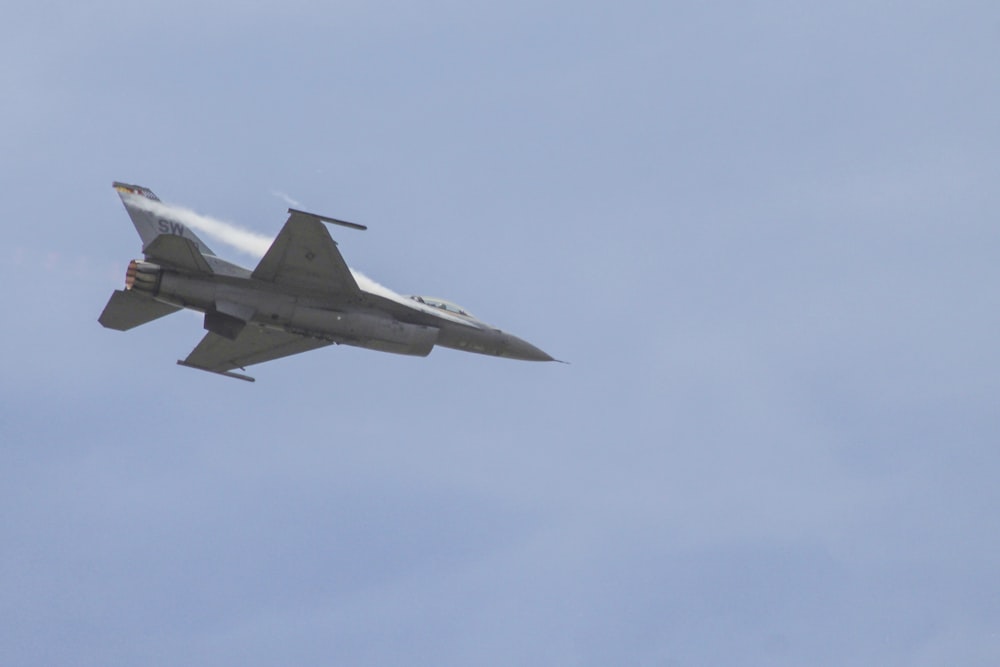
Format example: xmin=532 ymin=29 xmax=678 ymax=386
xmin=270 ymin=190 xmax=302 ymax=208
xmin=127 ymin=195 xmax=272 ymax=257
xmin=351 ymin=270 xmax=415 ymax=309
xmin=351 ymin=271 xmax=475 ymax=325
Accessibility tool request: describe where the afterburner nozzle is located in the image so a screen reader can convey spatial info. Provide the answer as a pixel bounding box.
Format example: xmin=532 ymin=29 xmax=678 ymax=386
xmin=125 ymin=259 xmax=162 ymax=294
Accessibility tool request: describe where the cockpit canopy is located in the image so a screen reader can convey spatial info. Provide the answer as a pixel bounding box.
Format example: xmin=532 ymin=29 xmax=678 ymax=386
xmin=408 ymin=295 xmax=477 ymax=320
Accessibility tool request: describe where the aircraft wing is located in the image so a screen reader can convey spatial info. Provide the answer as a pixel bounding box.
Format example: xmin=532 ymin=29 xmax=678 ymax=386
xmin=251 ymin=210 xmax=361 ymax=297
xmin=177 ymin=326 xmax=333 ymax=381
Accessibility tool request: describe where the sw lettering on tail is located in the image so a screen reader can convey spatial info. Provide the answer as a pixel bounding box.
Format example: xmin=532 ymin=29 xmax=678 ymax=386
xmin=113 ymin=181 xmax=216 ymax=256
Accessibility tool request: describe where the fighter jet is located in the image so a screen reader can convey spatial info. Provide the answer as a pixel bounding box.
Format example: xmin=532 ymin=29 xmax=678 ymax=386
xmin=99 ymin=182 xmax=557 ymax=381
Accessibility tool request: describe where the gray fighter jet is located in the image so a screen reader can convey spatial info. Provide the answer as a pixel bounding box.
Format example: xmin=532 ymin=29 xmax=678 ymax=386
xmin=99 ymin=182 xmax=556 ymax=381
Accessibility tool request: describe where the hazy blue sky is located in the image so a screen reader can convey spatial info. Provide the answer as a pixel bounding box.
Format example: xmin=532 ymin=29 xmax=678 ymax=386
xmin=3 ymin=2 xmax=999 ymax=665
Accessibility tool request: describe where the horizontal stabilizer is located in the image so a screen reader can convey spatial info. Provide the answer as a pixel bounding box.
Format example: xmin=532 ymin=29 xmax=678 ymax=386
xmin=143 ymin=234 xmax=213 ymax=274
xmin=99 ymin=289 xmax=181 ymax=331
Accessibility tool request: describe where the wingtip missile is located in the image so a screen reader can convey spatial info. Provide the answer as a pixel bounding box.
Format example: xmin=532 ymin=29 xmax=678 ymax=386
xmin=287 ymin=208 xmax=367 ymax=231
xmin=177 ymin=360 xmax=256 ymax=382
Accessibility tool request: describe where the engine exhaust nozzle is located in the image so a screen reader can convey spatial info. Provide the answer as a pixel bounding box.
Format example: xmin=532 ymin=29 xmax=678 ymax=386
xmin=125 ymin=260 xmax=162 ymax=294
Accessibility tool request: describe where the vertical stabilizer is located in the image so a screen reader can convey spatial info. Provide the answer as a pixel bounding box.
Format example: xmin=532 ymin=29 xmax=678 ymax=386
xmin=113 ymin=182 xmax=216 ymax=256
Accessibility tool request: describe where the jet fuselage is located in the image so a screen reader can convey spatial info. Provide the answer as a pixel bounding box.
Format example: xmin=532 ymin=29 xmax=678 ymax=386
xmin=100 ymin=182 xmax=556 ymax=381
xmin=125 ymin=258 xmax=552 ymax=362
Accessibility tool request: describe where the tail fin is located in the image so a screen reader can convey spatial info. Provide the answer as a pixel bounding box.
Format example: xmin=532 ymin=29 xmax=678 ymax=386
xmin=113 ymin=182 xmax=216 ymax=256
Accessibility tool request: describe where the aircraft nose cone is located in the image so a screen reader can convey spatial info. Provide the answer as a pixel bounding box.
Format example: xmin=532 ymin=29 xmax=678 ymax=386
xmin=502 ymin=333 xmax=555 ymax=362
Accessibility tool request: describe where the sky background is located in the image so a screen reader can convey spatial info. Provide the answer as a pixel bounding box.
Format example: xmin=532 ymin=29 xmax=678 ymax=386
xmin=3 ymin=1 xmax=999 ymax=665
